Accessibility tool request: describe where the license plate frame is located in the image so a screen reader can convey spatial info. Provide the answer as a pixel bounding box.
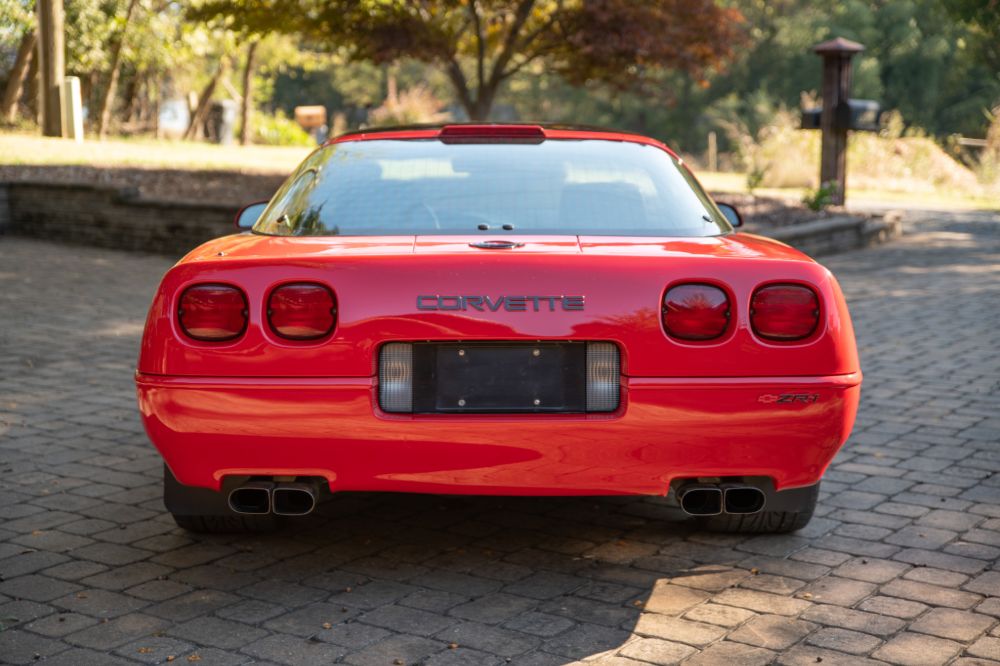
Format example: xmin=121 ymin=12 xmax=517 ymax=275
xmin=411 ymin=342 xmax=588 ymax=414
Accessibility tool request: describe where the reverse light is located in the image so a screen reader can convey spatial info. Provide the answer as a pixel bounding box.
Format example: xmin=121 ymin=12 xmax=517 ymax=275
xmin=585 ymin=342 xmax=620 ymax=412
xmin=178 ymin=284 xmax=247 ymax=341
xmin=751 ymin=284 xmax=820 ymax=341
xmin=379 ymin=343 xmax=414 ymax=413
xmin=663 ymin=284 xmax=731 ymax=341
xmin=267 ymin=283 xmax=337 ymax=340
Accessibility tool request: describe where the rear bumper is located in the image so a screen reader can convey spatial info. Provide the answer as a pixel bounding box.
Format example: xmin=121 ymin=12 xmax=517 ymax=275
xmin=136 ymin=371 xmax=861 ymax=496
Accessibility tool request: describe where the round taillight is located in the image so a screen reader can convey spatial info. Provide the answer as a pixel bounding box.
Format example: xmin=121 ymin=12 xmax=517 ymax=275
xmin=267 ymin=283 xmax=337 ymax=340
xmin=178 ymin=284 xmax=247 ymax=341
xmin=751 ymin=284 xmax=820 ymax=341
xmin=663 ymin=284 xmax=731 ymax=341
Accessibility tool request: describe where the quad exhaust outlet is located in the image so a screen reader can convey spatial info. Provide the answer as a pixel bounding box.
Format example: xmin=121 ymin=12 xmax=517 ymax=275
xmin=228 ymin=481 xmax=318 ymax=516
xmin=228 ymin=481 xmax=273 ymax=515
xmin=272 ymin=483 xmax=318 ymax=516
xmin=678 ymin=483 xmax=766 ymax=516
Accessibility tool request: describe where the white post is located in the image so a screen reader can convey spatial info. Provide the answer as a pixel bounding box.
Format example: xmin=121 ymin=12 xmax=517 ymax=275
xmin=707 ymin=131 xmax=718 ymax=172
xmin=61 ymin=76 xmax=83 ymax=141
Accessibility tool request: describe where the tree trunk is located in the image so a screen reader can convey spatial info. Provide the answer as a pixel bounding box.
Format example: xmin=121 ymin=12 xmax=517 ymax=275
xmin=466 ymin=83 xmax=497 ymax=121
xmin=124 ymin=74 xmax=140 ymax=126
xmin=184 ymin=60 xmax=227 ymax=141
xmin=84 ymin=71 xmax=98 ymax=127
xmin=97 ymin=0 xmax=139 ymax=140
xmin=1 ymin=31 xmax=37 ymax=123
xmin=239 ymin=40 xmax=258 ymax=146
xmin=36 ymin=0 xmax=65 ymax=136
xmin=26 ymin=48 xmax=40 ymax=124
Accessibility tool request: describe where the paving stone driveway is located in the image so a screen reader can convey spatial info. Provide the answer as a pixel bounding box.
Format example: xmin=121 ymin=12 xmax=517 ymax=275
xmin=1 ymin=210 xmax=999 ymax=666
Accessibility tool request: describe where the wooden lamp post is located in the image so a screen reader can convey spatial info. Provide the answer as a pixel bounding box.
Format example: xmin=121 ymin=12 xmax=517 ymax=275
xmin=36 ymin=0 xmax=65 ymax=137
xmin=813 ymin=37 xmax=865 ymax=206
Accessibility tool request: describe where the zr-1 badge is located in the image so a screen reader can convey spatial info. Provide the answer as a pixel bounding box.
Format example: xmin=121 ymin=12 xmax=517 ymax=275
xmin=758 ymin=393 xmax=821 ymax=404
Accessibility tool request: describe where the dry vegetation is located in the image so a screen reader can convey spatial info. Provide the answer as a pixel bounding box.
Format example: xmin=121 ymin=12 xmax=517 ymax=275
xmin=3 ymin=119 xmax=999 ymax=210
xmin=719 ymin=109 xmax=1000 ymax=208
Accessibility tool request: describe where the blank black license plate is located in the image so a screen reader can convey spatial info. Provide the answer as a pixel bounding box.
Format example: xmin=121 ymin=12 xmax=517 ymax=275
xmin=411 ymin=342 xmax=587 ymax=413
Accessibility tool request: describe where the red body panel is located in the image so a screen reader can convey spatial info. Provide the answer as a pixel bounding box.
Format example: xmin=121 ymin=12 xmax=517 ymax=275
xmin=137 ymin=372 xmax=859 ymax=494
xmin=136 ymin=127 xmax=861 ymax=497
xmin=137 ymin=233 xmax=857 ymax=379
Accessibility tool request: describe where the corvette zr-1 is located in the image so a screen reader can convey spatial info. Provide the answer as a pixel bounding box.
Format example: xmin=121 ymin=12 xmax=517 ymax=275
xmin=135 ymin=124 xmax=861 ymax=534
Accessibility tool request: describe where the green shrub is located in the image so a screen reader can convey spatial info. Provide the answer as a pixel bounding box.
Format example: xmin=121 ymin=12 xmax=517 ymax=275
xmin=802 ymin=181 xmax=838 ymax=211
xmin=253 ymin=111 xmax=314 ymax=146
xmin=746 ymin=165 xmax=767 ymax=194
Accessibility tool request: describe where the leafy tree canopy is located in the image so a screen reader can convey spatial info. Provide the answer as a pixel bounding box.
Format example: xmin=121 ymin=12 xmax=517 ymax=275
xmin=0 ymin=0 xmax=34 ymax=52
xmin=189 ymin=0 xmax=745 ymax=120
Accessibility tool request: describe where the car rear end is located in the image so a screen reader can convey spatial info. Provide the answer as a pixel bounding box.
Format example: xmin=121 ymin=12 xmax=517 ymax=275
xmin=136 ymin=125 xmax=861 ymax=532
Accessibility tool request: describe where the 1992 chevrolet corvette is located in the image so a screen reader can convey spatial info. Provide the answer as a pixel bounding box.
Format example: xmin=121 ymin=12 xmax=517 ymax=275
xmin=136 ymin=124 xmax=861 ymax=534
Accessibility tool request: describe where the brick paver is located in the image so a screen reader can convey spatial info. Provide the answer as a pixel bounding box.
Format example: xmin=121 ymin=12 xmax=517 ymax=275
xmin=1 ymin=209 xmax=998 ymax=665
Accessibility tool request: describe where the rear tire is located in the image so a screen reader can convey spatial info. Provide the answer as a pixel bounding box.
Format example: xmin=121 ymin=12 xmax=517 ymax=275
xmin=172 ymin=513 xmax=281 ymax=534
xmin=697 ymin=483 xmax=819 ymax=534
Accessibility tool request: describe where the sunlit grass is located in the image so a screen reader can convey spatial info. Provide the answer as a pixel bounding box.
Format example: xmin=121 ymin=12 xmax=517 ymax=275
xmin=0 ymin=132 xmax=312 ymax=173
xmin=697 ymin=170 xmax=1000 ymax=211
xmin=2 ymin=132 xmax=997 ymax=210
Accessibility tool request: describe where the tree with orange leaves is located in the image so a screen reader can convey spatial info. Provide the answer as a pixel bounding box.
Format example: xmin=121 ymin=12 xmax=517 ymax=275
xmin=190 ymin=0 xmax=744 ymax=121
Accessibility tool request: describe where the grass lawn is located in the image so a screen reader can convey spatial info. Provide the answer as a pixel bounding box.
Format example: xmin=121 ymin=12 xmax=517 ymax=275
xmin=0 ymin=132 xmax=313 ymax=173
xmin=2 ymin=132 xmax=997 ymax=210
xmin=696 ymin=171 xmax=999 ymax=211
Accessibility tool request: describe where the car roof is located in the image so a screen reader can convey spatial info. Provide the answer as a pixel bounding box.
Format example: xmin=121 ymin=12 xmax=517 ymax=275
xmin=325 ymin=123 xmax=680 ymax=160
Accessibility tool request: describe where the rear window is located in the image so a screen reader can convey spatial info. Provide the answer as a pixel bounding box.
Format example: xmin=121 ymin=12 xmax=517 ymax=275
xmin=252 ymin=138 xmax=732 ymax=237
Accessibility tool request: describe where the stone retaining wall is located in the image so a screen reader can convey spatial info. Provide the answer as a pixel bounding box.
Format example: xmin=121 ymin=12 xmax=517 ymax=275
xmin=1 ymin=181 xmax=236 ymax=255
xmin=0 ymin=179 xmax=900 ymax=257
xmin=766 ymin=212 xmax=903 ymax=256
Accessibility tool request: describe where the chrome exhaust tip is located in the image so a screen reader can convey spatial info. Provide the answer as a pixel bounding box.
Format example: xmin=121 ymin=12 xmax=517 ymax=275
xmin=228 ymin=481 xmax=273 ymax=514
xmin=723 ymin=485 xmax=766 ymax=514
xmin=678 ymin=484 xmax=723 ymax=516
xmin=272 ymin=483 xmax=317 ymax=516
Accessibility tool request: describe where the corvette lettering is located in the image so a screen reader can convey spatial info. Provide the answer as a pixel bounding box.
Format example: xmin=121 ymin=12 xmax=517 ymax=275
xmin=417 ymin=295 xmax=585 ymax=312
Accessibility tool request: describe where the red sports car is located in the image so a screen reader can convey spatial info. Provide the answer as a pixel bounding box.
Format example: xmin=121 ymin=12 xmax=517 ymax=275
xmin=136 ymin=124 xmax=861 ymax=534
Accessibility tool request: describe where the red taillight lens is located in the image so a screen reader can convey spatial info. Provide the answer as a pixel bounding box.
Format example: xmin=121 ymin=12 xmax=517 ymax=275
xmin=663 ymin=284 xmax=731 ymax=341
xmin=267 ymin=283 xmax=336 ymax=340
xmin=751 ymin=284 xmax=820 ymax=341
xmin=178 ymin=284 xmax=247 ymax=341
